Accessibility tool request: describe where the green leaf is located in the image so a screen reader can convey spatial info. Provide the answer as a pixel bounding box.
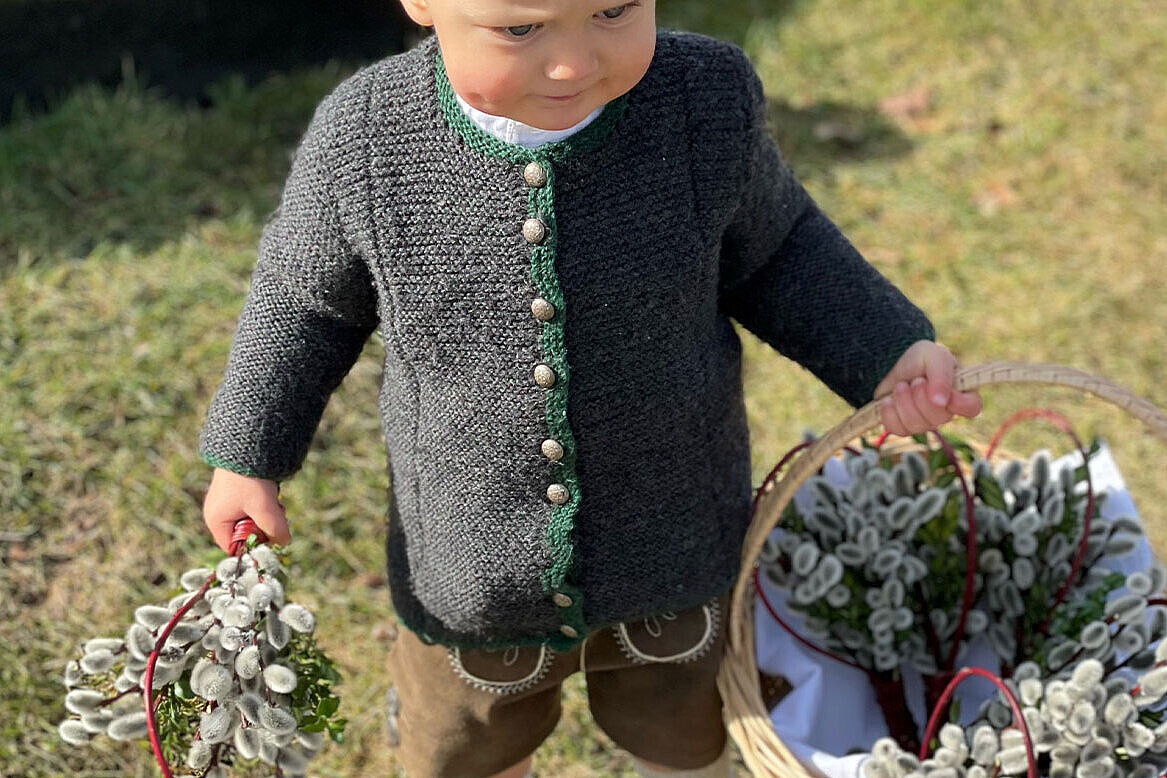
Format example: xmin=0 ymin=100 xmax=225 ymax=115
xmin=300 ymin=716 xmax=327 ymax=732
xmin=948 ymin=697 xmax=961 ymax=723
xmin=317 ymin=696 xmax=340 ymax=717
xmin=975 ymin=472 xmax=1008 ymax=512
xmin=911 ymin=433 xmax=928 ymax=445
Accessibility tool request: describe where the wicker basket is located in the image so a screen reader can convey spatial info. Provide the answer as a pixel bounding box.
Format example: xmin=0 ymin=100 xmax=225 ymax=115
xmin=718 ymin=361 xmax=1167 ymax=777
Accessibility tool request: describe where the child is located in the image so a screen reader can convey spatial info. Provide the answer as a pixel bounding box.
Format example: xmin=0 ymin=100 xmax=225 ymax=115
xmin=198 ymin=1 xmax=982 ymax=776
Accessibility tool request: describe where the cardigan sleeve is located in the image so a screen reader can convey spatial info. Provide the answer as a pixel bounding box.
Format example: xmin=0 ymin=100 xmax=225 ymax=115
xmin=717 ymin=52 xmax=935 ymax=409
xmin=198 ymin=88 xmax=379 ymax=481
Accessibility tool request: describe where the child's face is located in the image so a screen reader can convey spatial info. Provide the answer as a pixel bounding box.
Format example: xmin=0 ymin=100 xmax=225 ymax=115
xmin=400 ymin=0 xmax=656 ymax=131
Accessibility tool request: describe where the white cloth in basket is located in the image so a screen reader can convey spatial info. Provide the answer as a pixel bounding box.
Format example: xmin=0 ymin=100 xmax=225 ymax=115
xmin=753 ymin=442 xmax=1152 ymax=778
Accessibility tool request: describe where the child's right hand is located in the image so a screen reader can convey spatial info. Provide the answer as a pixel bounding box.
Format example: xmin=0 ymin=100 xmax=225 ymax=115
xmin=202 ymin=467 xmax=292 ymax=553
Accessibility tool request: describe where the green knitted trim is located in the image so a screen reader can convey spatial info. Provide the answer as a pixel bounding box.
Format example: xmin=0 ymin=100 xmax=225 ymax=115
xmin=200 ymin=451 xmax=264 ymax=479
xmin=526 ymin=161 xmax=587 ymax=639
xmin=858 ymin=323 xmax=939 ymax=408
xmin=432 ymin=46 xmax=596 ymax=638
xmin=433 ymin=50 xmax=628 ymax=163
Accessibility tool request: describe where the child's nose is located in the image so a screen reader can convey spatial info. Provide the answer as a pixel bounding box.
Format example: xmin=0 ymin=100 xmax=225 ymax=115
xmin=545 ymin=44 xmax=599 ymax=82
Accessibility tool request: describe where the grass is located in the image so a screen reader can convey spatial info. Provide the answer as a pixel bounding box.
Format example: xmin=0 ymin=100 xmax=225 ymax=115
xmin=3 ymin=1 xmax=1166 ymax=775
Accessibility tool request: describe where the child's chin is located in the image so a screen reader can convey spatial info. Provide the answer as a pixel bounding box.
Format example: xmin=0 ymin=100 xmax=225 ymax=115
xmin=526 ymin=107 xmax=598 ymax=132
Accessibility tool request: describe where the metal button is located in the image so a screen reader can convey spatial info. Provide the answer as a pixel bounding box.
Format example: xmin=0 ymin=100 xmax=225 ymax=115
xmin=531 ymin=297 xmax=555 ymax=321
xmin=559 ymin=624 xmax=579 ymax=639
xmin=523 ymin=161 xmax=547 ymax=188
xmin=552 ymin=592 xmax=574 ymax=608
xmin=541 ymin=439 xmax=564 ymax=461
xmin=533 ymin=364 xmax=557 ymax=388
xmin=522 ymin=218 xmax=547 ymax=244
xmin=547 ymin=483 xmax=569 ymax=504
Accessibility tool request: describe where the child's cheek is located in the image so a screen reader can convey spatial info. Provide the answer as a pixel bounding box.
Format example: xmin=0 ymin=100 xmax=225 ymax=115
xmin=449 ymin=62 xmax=528 ymax=116
xmin=616 ymin=27 xmax=657 ymax=92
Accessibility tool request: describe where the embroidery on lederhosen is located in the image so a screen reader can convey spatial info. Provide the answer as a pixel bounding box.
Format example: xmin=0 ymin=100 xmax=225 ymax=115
xmin=446 ymin=644 xmax=557 ymax=695
xmin=385 ymin=684 xmax=401 ymax=747
xmin=612 ymin=596 xmax=721 ymax=664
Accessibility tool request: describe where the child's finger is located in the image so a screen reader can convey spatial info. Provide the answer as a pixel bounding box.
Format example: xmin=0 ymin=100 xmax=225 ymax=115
xmin=204 ymin=510 xmax=243 ymax=554
xmin=894 ymin=381 xmax=931 ymax=434
xmin=880 ymin=396 xmax=908 ymax=437
xmin=947 ymin=389 xmax=983 ymax=419
xmin=922 ymin=349 xmax=956 ymax=408
xmin=244 ymin=497 xmax=292 ymax=546
xmin=910 ymin=377 xmax=952 ymax=428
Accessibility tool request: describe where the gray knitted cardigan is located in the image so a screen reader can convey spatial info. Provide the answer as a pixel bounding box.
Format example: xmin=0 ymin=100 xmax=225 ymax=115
xmin=199 ymin=30 xmax=936 ymax=651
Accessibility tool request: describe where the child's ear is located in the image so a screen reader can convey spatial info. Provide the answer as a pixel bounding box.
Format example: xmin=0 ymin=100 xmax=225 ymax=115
xmin=398 ymin=0 xmax=435 ymax=27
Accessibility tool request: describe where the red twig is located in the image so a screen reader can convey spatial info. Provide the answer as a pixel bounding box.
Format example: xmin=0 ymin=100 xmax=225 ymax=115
xmin=751 ymin=436 xmax=867 ymax=671
xmin=752 ymin=436 xmax=922 ymax=746
xmin=986 ymin=408 xmax=1095 ymax=642
xmin=143 ymin=518 xmax=268 ymax=778
xmin=919 ymin=667 xmax=1036 ymax=778
xmin=753 ymin=569 xmax=863 ymax=670
xmin=750 ymin=440 xmax=814 ymax=521
xmin=96 ymin=685 xmax=141 ymax=708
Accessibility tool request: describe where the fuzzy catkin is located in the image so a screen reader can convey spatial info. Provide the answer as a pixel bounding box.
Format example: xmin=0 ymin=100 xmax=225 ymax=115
xmin=107 ymin=711 xmax=149 ymax=741
xmin=79 ymin=650 xmax=116 ymax=674
xmin=199 ymin=706 xmax=233 ymax=744
xmin=235 ymin=725 xmax=261 ymax=759
xmin=279 ymin=603 xmax=315 ymax=634
xmin=235 ymin=645 xmax=261 ymax=679
xmin=64 ymin=689 xmax=104 ymax=714
xmin=259 ymin=703 xmax=297 ymax=736
xmin=58 ymin=719 xmax=91 ymax=746
xmin=263 ymin=664 xmax=298 ymax=694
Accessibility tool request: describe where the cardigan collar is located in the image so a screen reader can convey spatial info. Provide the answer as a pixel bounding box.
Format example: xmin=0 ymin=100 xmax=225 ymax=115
xmin=433 ymin=46 xmax=628 ymax=164
xmin=453 ymin=91 xmax=604 ymax=149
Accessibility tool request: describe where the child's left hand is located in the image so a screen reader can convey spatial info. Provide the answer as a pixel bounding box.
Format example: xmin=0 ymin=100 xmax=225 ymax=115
xmin=872 ymin=340 xmax=983 ymax=436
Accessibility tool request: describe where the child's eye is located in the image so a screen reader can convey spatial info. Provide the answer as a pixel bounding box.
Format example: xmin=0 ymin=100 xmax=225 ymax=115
xmin=598 ymin=4 xmax=632 ymax=19
xmin=504 ymin=23 xmax=536 ymax=37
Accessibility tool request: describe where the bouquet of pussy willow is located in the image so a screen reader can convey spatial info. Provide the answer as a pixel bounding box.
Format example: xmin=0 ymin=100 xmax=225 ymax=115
xmin=56 ymin=520 xmax=346 ymax=777
xmin=756 ymin=408 xmax=1163 ymax=764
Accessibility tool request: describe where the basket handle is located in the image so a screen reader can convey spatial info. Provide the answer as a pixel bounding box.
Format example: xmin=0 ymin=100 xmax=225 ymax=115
xmin=730 ymin=361 xmax=1167 ymax=650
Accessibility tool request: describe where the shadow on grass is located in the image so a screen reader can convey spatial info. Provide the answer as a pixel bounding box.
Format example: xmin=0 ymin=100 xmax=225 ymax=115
xmin=0 ymin=62 xmax=359 ymax=271
xmin=0 ymin=0 xmax=911 ymax=273
xmin=768 ymin=99 xmax=915 ymax=180
xmin=0 ymin=86 xmax=912 ymax=273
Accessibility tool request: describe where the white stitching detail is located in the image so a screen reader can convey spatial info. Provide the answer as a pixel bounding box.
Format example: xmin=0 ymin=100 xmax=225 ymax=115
xmin=446 ymin=645 xmax=556 ymax=695
xmin=612 ymin=598 xmax=721 ymax=664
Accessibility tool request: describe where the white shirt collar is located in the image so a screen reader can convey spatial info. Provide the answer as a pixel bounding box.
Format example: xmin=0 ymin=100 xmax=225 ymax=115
xmin=454 ymin=92 xmax=603 ymax=148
